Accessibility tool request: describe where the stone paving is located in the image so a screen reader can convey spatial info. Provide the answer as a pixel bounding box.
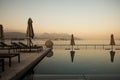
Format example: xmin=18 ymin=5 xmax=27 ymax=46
xmin=0 ymin=49 xmax=50 ymax=80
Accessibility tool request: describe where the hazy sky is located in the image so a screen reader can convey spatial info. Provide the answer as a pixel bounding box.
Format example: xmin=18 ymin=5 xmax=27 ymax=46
xmin=0 ymin=0 xmax=120 ymax=39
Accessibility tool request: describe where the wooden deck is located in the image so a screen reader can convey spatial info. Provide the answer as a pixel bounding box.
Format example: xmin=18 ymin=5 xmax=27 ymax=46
xmin=0 ymin=48 xmax=50 ymax=80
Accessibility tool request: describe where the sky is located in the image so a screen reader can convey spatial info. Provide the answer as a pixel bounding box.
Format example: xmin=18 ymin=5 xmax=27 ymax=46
xmin=0 ymin=0 xmax=120 ymax=39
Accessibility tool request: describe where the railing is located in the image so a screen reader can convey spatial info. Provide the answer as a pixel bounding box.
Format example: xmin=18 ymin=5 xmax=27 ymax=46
xmin=52 ymin=44 xmax=120 ymax=50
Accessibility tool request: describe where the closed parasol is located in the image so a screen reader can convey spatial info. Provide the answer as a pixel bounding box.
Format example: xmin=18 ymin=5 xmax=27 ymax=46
xmin=110 ymin=34 xmax=115 ymax=50
xmin=26 ymin=18 xmax=34 ymax=47
xmin=0 ymin=24 xmax=4 ymax=42
xmin=70 ymin=34 xmax=75 ymax=51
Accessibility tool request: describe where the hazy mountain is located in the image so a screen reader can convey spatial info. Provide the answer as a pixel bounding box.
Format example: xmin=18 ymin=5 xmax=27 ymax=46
xmin=4 ymin=32 xmax=80 ymax=40
xmin=38 ymin=33 xmax=80 ymax=40
xmin=4 ymin=32 xmax=26 ymax=39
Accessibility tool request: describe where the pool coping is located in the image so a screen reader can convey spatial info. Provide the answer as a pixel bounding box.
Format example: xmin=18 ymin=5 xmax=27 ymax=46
xmin=10 ymin=48 xmax=51 ymax=80
xmin=33 ymin=74 xmax=120 ymax=80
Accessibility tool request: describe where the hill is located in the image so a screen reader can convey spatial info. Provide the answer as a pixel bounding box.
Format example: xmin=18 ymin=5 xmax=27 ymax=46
xmin=38 ymin=33 xmax=80 ymax=40
xmin=4 ymin=32 xmax=26 ymax=39
xmin=4 ymin=32 xmax=81 ymax=40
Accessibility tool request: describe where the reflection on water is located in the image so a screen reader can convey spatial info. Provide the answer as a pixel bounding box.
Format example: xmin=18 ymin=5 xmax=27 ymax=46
xmin=70 ymin=50 xmax=117 ymax=63
xmin=46 ymin=50 xmax=54 ymax=58
xmin=70 ymin=50 xmax=75 ymax=63
xmin=69 ymin=50 xmax=117 ymax=63
xmin=34 ymin=49 xmax=120 ymax=74
xmin=33 ymin=49 xmax=120 ymax=80
xmin=110 ymin=50 xmax=115 ymax=63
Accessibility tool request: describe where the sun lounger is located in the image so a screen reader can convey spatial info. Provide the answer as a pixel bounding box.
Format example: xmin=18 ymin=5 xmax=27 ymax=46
xmin=0 ymin=42 xmax=10 ymax=50
xmin=11 ymin=42 xmax=23 ymax=52
xmin=0 ymin=53 xmax=20 ymax=67
xmin=18 ymin=42 xmax=43 ymax=52
xmin=0 ymin=58 xmax=4 ymax=72
xmin=0 ymin=42 xmax=17 ymax=53
xmin=115 ymin=48 xmax=120 ymax=50
xmin=12 ymin=42 xmax=33 ymax=52
xmin=65 ymin=48 xmax=70 ymax=50
xmin=74 ymin=48 xmax=80 ymax=50
xmin=0 ymin=42 xmax=12 ymax=48
xmin=105 ymin=48 xmax=111 ymax=50
xmin=11 ymin=42 xmax=43 ymax=52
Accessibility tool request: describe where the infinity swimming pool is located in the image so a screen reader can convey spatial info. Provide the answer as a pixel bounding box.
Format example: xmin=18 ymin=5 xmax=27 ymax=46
xmin=33 ymin=49 xmax=120 ymax=80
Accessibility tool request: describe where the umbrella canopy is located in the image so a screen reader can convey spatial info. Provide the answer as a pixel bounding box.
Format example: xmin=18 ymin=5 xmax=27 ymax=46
xmin=70 ymin=34 xmax=75 ymax=50
xmin=26 ymin=18 xmax=34 ymax=46
xmin=110 ymin=34 xmax=115 ymax=50
xmin=70 ymin=34 xmax=75 ymax=45
xmin=110 ymin=34 xmax=115 ymax=45
xmin=26 ymin=18 xmax=34 ymax=39
xmin=0 ymin=24 xmax=4 ymax=41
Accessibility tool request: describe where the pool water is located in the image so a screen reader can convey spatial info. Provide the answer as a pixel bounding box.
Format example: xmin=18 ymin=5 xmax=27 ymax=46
xmin=33 ymin=49 xmax=120 ymax=80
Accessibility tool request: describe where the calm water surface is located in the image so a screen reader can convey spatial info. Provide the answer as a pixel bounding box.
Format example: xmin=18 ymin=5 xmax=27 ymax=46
xmin=35 ymin=49 xmax=120 ymax=74
xmin=33 ymin=48 xmax=120 ymax=80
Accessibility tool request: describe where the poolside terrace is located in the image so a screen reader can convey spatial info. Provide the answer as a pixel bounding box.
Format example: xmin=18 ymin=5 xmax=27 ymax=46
xmin=0 ymin=48 xmax=50 ymax=80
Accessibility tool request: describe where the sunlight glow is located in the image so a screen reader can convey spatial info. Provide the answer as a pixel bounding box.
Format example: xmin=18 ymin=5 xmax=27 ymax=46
xmin=0 ymin=0 xmax=120 ymax=39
